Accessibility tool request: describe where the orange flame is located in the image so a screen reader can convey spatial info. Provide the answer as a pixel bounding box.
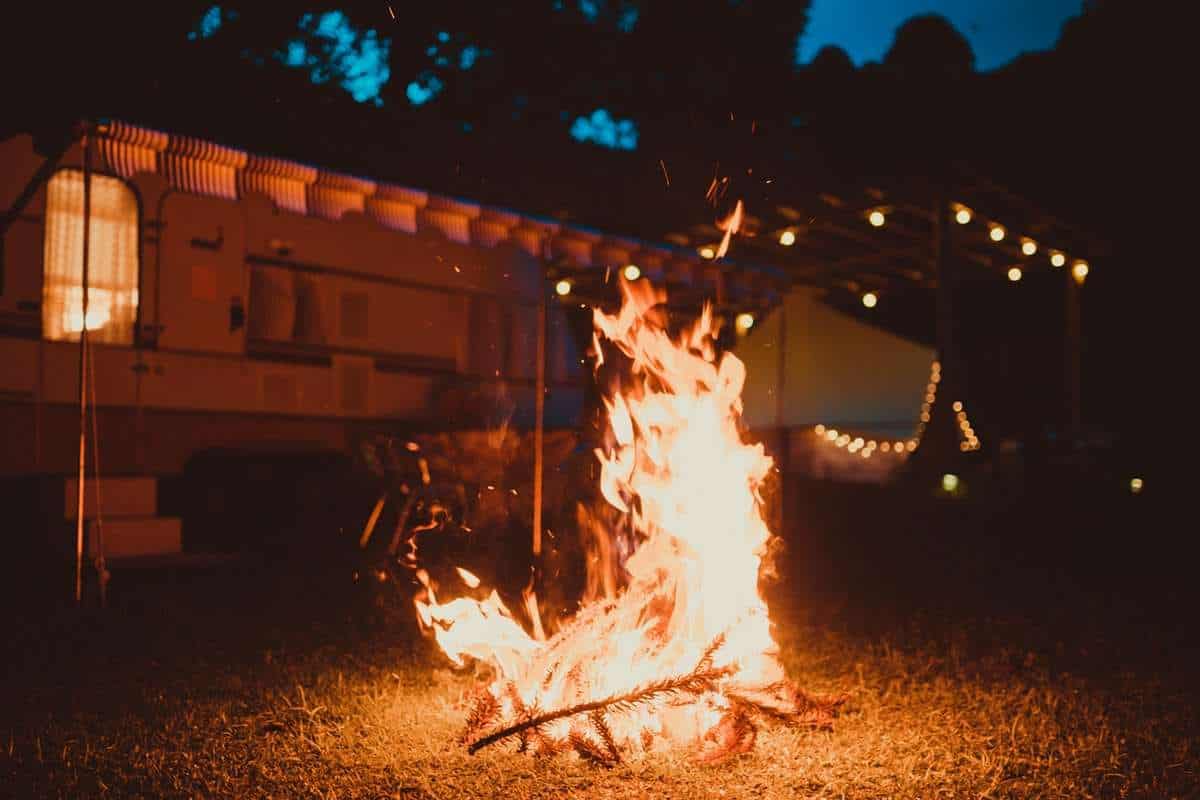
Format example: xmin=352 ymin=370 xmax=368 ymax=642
xmin=715 ymin=199 xmax=744 ymax=259
xmin=413 ymin=279 xmax=787 ymax=754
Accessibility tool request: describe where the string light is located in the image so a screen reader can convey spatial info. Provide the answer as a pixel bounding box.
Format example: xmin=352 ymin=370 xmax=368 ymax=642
xmin=883 ymin=203 xmax=1099 ymax=284
xmin=1129 ymin=477 xmax=1144 ymax=494
xmin=861 ymin=291 xmax=878 ymax=308
xmin=953 ymin=399 xmax=981 ymax=451
xmin=698 ymin=246 xmax=715 ymax=260
xmin=555 ymin=279 xmax=572 ymax=296
xmin=779 ymin=230 xmax=796 ymax=246
xmin=811 ymin=359 xmax=942 ymax=462
xmin=622 ymin=264 xmax=641 ymax=281
xmin=1071 ymin=260 xmax=1089 ymax=285
xmin=941 ymin=473 xmax=960 ymax=493
xmin=734 ymin=312 xmax=755 ymax=333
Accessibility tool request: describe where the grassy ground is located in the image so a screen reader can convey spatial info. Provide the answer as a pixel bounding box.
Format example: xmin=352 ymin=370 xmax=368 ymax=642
xmin=2 ymin=559 xmax=1196 ymax=800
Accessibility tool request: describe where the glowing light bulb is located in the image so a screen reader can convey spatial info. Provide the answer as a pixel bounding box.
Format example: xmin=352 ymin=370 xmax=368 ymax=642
xmin=952 ymin=401 xmax=963 ymax=412
xmin=735 ymin=312 xmax=755 ymax=333
xmin=622 ymin=264 xmax=641 ymax=281
xmin=814 ymin=424 xmax=826 ymax=435
xmin=779 ymin=230 xmax=796 ymax=246
xmin=699 ymin=246 xmax=716 ymax=260
xmin=1050 ymin=251 xmax=1066 ymax=268
xmin=954 ymin=206 xmax=972 ymax=225
xmin=1021 ymin=238 xmax=1038 ymax=256
xmin=941 ymin=473 xmax=959 ymax=492
xmin=1129 ymin=477 xmax=1143 ymax=494
xmin=862 ymin=291 xmax=878 ymax=308
xmin=1072 ymin=260 xmax=1089 ymax=285
xmin=989 ymin=224 xmax=1006 ymax=242
xmin=555 ymin=279 xmax=572 ymax=296
xmin=868 ymin=210 xmax=886 ymax=227
xmin=1007 ymin=266 xmax=1023 ymax=282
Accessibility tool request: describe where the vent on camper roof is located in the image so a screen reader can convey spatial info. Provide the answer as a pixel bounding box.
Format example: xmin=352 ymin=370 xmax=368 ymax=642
xmin=339 ymin=290 xmax=369 ymax=339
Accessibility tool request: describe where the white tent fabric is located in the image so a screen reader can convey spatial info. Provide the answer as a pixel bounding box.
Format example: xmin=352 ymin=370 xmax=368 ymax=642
xmin=739 ymin=286 xmax=934 ymax=438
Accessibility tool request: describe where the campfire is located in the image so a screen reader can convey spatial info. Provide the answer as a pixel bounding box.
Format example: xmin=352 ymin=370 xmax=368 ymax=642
xmin=412 ymin=280 xmax=843 ymax=764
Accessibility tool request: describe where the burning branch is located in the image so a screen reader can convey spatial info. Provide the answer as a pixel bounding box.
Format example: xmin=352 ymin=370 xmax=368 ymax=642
xmin=467 ymin=662 xmax=736 ymax=755
xmin=459 ymin=689 xmax=501 ymax=745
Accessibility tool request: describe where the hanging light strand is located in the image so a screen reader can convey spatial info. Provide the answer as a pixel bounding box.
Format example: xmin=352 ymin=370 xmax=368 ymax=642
xmin=811 ymin=358 xmax=939 ymax=461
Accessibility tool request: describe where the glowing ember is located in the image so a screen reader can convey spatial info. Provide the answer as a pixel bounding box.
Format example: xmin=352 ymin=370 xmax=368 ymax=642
xmin=412 ymin=280 xmax=842 ymax=763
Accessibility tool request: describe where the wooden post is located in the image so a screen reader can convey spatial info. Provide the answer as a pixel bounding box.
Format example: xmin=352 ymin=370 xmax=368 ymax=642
xmin=532 ymin=283 xmax=547 ymax=558
xmin=774 ymin=302 xmax=788 ymax=534
xmin=74 ymin=123 xmax=92 ymax=605
xmin=1065 ymin=269 xmax=1082 ymax=437
xmin=926 ymin=194 xmax=958 ymax=467
xmin=933 ymin=196 xmax=954 ymax=387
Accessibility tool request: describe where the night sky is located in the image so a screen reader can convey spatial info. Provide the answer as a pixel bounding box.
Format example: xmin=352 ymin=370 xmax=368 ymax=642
xmin=799 ymin=0 xmax=1085 ymax=69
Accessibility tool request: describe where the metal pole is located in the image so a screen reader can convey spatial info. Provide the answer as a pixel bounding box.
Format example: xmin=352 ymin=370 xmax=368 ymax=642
xmin=532 ymin=284 xmax=547 ymax=558
xmin=74 ymin=123 xmax=92 ymax=605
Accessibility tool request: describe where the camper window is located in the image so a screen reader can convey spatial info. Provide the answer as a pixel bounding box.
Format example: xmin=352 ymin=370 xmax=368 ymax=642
xmin=42 ymin=170 xmax=139 ymax=345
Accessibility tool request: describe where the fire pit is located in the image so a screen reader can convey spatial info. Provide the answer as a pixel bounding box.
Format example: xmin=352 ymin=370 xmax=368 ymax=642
xmin=411 ymin=280 xmax=844 ymax=763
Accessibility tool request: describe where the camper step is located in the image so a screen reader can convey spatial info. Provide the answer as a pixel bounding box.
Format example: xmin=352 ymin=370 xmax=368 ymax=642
xmin=86 ymin=517 xmax=181 ymax=559
xmin=65 ymin=476 xmax=156 ymax=519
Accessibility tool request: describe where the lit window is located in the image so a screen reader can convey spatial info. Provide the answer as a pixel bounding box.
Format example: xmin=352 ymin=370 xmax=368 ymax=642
xmin=43 ymin=170 xmax=139 ymax=344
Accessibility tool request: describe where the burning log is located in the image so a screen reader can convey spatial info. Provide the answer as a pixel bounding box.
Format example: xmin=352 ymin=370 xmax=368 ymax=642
xmin=411 ymin=279 xmax=844 ymax=763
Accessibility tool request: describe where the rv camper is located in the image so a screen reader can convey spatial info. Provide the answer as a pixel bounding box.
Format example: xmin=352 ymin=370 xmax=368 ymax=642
xmin=0 ymin=119 xmax=929 ymax=562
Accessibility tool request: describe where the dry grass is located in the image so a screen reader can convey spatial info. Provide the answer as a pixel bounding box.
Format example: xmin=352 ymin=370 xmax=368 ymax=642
xmin=2 ymin=595 xmax=1195 ymax=800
